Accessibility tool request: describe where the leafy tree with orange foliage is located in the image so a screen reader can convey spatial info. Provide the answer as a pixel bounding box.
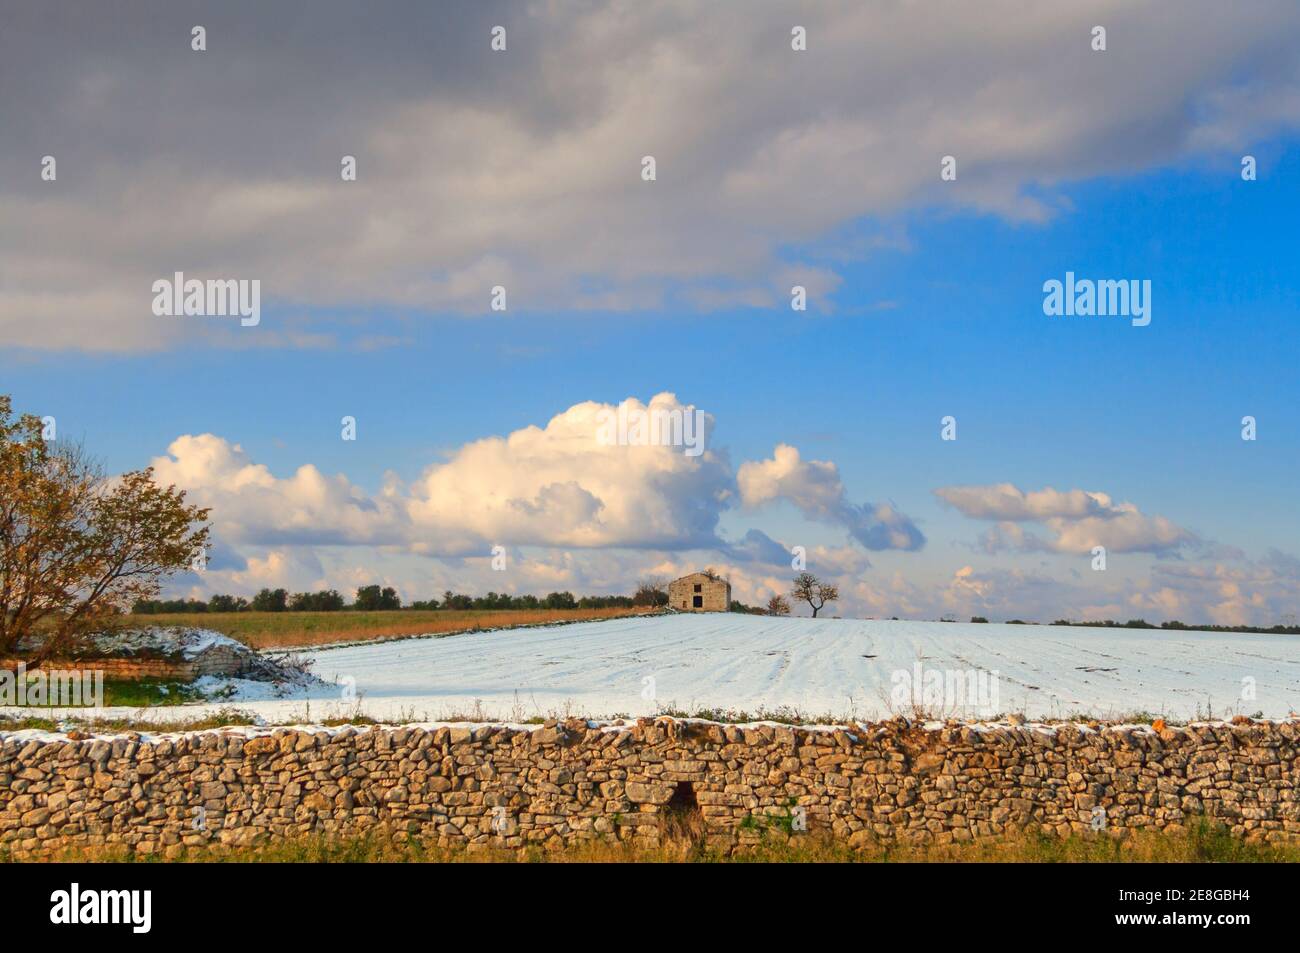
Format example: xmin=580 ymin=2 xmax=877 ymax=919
xmin=0 ymin=396 xmax=210 ymax=665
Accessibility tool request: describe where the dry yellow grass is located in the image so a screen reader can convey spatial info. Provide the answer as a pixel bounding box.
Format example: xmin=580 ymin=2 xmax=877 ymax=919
xmin=13 ymin=821 xmax=1296 ymax=864
xmin=134 ymin=606 xmax=656 ymax=650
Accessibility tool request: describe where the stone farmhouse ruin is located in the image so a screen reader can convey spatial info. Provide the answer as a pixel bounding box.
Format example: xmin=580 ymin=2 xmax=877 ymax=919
xmin=668 ymin=571 xmax=731 ymax=612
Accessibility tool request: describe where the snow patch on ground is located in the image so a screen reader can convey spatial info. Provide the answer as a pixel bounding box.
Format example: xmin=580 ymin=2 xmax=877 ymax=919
xmin=77 ymin=625 xmax=249 ymax=660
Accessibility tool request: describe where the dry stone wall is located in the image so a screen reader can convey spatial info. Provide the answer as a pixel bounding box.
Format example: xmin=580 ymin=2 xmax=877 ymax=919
xmin=1 ymin=651 xmax=250 ymax=681
xmin=2 ymin=717 xmax=1298 ymax=858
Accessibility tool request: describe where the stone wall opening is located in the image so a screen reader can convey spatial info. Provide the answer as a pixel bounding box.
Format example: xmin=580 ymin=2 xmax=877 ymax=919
xmin=660 ymin=780 xmax=704 ymax=848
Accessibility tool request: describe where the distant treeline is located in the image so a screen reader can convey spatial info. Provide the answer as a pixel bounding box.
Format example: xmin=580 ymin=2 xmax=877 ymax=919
xmin=1051 ymin=618 xmax=1300 ymax=636
xmin=960 ymin=615 xmax=1300 ymax=636
xmin=132 ymin=582 xmax=670 ymax=614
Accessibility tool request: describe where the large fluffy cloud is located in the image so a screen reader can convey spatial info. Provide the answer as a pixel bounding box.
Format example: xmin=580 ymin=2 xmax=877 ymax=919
xmin=5 ymin=1 xmax=1300 ymax=348
xmin=154 ymin=393 xmax=733 ymax=554
xmin=935 ymin=483 xmax=1196 ymax=555
xmin=152 ymin=393 xmax=910 ymax=558
xmin=150 ymin=434 xmax=409 ymax=546
xmin=739 ymin=445 xmax=924 ymax=550
xmin=405 ymin=394 xmax=732 ymax=551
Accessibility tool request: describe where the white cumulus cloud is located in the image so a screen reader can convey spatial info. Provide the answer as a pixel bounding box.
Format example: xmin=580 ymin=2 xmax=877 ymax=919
xmin=936 ymin=483 xmax=1197 ymax=555
xmin=739 ymin=444 xmax=924 ymax=551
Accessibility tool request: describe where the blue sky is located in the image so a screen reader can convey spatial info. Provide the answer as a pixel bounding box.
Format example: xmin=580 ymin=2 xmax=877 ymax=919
xmin=2 ymin=2 xmax=1298 ymax=623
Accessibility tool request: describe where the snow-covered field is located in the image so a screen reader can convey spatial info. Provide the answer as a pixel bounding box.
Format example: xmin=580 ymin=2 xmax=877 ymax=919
xmin=9 ymin=614 xmax=1300 ymax=724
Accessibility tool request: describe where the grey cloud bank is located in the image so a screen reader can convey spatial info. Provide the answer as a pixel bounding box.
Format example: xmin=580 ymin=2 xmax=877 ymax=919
xmin=4 ymin=1 xmax=1300 ymax=349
